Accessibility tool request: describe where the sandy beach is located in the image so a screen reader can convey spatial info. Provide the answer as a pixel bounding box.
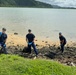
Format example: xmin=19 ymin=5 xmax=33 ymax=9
xmin=6 ymin=33 xmax=76 ymax=47
xmin=7 ymin=33 xmax=48 ymax=47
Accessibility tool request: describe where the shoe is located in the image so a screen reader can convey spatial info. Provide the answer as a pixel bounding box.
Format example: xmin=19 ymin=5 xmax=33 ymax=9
xmin=33 ymin=56 xmax=37 ymax=59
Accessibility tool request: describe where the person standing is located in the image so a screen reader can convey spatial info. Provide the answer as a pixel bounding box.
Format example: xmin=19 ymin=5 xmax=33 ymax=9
xmin=26 ymin=29 xmax=38 ymax=56
xmin=59 ymin=32 xmax=66 ymax=53
xmin=0 ymin=28 xmax=8 ymax=54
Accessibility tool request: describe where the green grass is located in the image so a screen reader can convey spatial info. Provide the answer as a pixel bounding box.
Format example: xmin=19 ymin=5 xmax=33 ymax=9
xmin=0 ymin=54 xmax=76 ymax=75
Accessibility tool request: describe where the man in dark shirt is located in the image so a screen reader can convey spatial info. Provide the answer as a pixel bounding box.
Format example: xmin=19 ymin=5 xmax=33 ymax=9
xmin=0 ymin=28 xmax=8 ymax=54
xmin=59 ymin=32 xmax=66 ymax=53
xmin=26 ymin=29 xmax=38 ymax=56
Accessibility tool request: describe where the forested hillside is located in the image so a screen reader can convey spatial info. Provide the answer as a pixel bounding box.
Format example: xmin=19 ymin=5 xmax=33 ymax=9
xmin=0 ymin=0 xmax=52 ymax=8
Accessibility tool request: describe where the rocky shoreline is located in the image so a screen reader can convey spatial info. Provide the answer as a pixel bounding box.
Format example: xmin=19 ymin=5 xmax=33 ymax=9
xmin=0 ymin=34 xmax=76 ymax=66
xmin=0 ymin=44 xmax=75 ymax=67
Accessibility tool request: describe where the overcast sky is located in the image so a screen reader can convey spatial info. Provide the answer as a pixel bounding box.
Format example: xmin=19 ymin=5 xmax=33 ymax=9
xmin=36 ymin=0 xmax=76 ymax=7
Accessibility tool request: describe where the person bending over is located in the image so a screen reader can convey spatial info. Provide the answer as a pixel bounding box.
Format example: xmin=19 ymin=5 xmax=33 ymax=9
xmin=59 ymin=32 xmax=67 ymax=53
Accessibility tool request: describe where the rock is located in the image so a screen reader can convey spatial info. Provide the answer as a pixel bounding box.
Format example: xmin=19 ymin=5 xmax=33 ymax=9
xmin=53 ymin=45 xmax=56 ymax=47
xmin=45 ymin=41 xmax=48 ymax=43
xmin=22 ymin=47 xmax=29 ymax=53
xmin=36 ymin=44 xmax=39 ymax=46
xmin=67 ymin=47 xmax=70 ymax=48
xmin=67 ymin=62 xmax=71 ymax=66
xmin=68 ymin=56 xmax=71 ymax=59
xmin=42 ymin=41 xmax=44 ymax=42
xmin=74 ymin=56 xmax=76 ymax=58
xmin=17 ymin=45 xmax=19 ymax=47
xmin=35 ymin=40 xmax=38 ymax=41
xmin=15 ymin=47 xmax=18 ymax=50
xmin=6 ymin=43 xmax=76 ymax=66
xmin=70 ymin=62 xmax=75 ymax=67
xmin=45 ymin=52 xmax=56 ymax=59
xmin=38 ymin=53 xmax=42 ymax=55
xmin=14 ymin=32 xmax=18 ymax=35
xmin=57 ymin=47 xmax=60 ymax=49
xmin=67 ymin=62 xmax=75 ymax=66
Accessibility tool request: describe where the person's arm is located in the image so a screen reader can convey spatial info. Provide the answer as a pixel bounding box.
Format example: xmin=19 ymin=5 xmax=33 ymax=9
xmin=33 ymin=38 xmax=35 ymax=42
xmin=26 ymin=35 xmax=28 ymax=43
xmin=60 ymin=36 xmax=65 ymax=44
xmin=33 ymin=35 xmax=35 ymax=42
xmin=4 ymin=39 xmax=7 ymax=43
xmin=60 ymin=40 xmax=64 ymax=44
xmin=3 ymin=34 xmax=7 ymax=43
xmin=0 ymin=32 xmax=2 ymax=37
xmin=26 ymin=38 xmax=28 ymax=42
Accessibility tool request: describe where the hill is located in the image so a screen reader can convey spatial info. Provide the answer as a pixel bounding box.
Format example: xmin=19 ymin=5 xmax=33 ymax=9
xmin=0 ymin=54 xmax=76 ymax=75
xmin=0 ymin=0 xmax=52 ymax=8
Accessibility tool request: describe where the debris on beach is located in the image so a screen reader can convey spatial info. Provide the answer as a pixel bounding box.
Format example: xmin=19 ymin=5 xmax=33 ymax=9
xmin=14 ymin=32 xmax=18 ymax=35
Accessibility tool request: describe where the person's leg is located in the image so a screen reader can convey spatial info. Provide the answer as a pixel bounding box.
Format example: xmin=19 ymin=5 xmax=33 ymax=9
xmin=61 ymin=44 xmax=65 ymax=53
xmin=63 ymin=43 xmax=66 ymax=52
xmin=2 ymin=44 xmax=8 ymax=54
xmin=0 ymin=43 xmax=3 ymax=51
xmin=31 ymin=42 xmax=38 ymax=56
xmin=28 ymin=44 xmax=31 ymax=54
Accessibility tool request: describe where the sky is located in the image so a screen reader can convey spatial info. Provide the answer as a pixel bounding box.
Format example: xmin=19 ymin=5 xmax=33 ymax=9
xmin=36 ymin=0 xmax=76 ymax=8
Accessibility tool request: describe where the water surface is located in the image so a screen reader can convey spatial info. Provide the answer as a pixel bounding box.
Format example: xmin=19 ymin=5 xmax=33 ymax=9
xmin=0 ymin=8 xmax=76 ymax=42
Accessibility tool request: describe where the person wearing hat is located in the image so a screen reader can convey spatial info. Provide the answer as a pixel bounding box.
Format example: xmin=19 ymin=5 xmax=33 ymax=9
xmin=26 ymin=29 xmax=38 ymax=56
xmin=59 ymin=32 xmax=67 ymax=53
xmin=0 ymin=28 xmax=8 ymax=54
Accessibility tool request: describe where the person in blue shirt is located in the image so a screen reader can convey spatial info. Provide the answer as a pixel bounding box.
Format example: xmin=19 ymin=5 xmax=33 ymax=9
xmin=0 ymin=28 xmax=8 ymax=54
xmin=59 ymin=32 xmax=67 ymax=53
xmin=26 ymin=29 xmax=38 ymax=56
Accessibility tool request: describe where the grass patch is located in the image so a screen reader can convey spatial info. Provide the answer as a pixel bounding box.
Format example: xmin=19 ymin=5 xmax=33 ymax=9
xmin=0 ymin=54 xmax=76 ymax=75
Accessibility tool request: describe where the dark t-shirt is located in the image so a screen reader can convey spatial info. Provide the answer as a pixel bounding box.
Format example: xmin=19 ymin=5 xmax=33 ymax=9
xmin=59 ymin=36 xmax=66 ymax=44
xmin=0 ymin=32 xmax=7 ymax=43
xmin=26 ymin=33 xmax=35 ymax=43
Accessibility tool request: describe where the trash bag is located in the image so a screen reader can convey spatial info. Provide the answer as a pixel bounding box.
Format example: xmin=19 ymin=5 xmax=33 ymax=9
xmin=22 ymin=47 xmax=30 ymax=53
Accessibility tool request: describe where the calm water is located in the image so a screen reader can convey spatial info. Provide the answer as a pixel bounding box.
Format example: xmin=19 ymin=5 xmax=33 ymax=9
xmin=0 ymin=7 xmax=76 ymax=42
